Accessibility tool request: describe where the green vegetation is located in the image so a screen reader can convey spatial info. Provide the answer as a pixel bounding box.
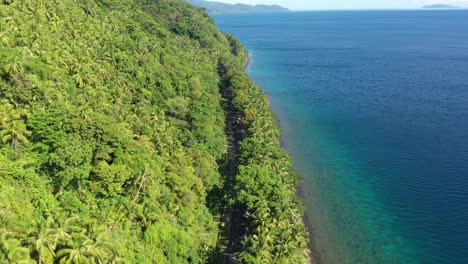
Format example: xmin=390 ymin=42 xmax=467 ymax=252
xmin=0 ymin=0 xmax=309 ymax=263
xmin=219 ymin=41 xmax=310 ymax=263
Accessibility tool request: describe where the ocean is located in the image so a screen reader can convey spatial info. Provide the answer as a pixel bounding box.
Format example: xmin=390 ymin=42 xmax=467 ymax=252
xmin=213 ymin=10 xmax=468 ymax=264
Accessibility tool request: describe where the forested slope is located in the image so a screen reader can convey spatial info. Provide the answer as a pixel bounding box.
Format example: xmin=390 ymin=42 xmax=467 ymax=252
xmin=0 ymin=0 xmax=309 ymax=263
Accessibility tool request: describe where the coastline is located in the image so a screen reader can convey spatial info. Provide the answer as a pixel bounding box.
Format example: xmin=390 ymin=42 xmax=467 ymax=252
xmin=214 ymin=10 xmax=468 ymax=263
xmin=243 ymin=50 xmax=319 ymax=264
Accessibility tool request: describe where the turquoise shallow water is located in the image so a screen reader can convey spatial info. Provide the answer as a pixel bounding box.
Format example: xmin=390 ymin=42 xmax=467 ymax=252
xmin=214 ymin=10 xmax=468 ymax=264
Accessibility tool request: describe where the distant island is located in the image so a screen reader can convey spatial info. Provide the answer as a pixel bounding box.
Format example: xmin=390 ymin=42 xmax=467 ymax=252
xmin=422 ymin=4 xmax=459 ymax=9
xmin=187 ymin=0 xmax=289 ymax=13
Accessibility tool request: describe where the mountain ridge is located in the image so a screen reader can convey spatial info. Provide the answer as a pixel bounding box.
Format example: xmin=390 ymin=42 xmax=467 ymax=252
xmin=422 ymin=4 xmax=460 ymax=8
xmin=187 ymin=0 xmax=289 ymax=13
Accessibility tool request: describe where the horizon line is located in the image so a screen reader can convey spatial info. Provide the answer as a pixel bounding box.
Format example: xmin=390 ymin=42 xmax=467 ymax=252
xmin=287 ymin=7 xmax=468 ymax=11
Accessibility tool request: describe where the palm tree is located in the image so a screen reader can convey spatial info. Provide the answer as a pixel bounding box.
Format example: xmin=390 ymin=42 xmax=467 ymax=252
xmin=132 ymin=167 xmax=154 ymax=203
xmin=4 ymin=56 xmax=23 ymax=78
xmin=1 ymin=119 xmax=31 ymax=151
xmin=23 ymin=220 xmax=57 ymax=264
xmin=85 ymin=231 xmax=113 ymax=264
xmin=0 ymin=102 xmax=19 ymax=128
xmin=0 ymin=32 xmax=13 ymax=47
xmin=53 ymin=215 xmax=81 ymax=246
xmin=56 ymin=233 xmax=93 ymax=264
xmin=0 ymin=237 xmax=34 ymax=264
xmin=0 ymin=103 xmax=30 ymax=151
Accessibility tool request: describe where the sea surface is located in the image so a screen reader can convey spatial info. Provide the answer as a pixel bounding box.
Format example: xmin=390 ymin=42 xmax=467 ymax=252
xmin=213 ymin=10 xmax=468 ymax=264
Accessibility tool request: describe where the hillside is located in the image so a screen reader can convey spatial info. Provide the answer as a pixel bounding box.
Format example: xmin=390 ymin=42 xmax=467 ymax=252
xmin=0 ymin=0 xmax=309 ymax=263
xmin=188 ymin=0 xmax=289 ymax=13
xmin=422 ymin=4 xmax=459 ymax=8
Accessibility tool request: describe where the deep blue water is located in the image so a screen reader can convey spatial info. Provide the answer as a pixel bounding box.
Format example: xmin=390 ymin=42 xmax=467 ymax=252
xmin=213 ymin=10 xmax=468 ymax=264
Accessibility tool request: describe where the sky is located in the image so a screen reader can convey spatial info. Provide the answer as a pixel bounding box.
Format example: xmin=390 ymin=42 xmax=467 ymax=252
xmin=215 ymin=0 xmax=468 ymax=10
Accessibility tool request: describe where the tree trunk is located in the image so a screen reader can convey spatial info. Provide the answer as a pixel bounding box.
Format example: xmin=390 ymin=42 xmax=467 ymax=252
xmin=133 ymin=176 xmax=146 ymax=203
xmin=12 ymin=135 xmax=19 ymax=152
xmin=77 ymin=181 xmax=83 ymax=199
